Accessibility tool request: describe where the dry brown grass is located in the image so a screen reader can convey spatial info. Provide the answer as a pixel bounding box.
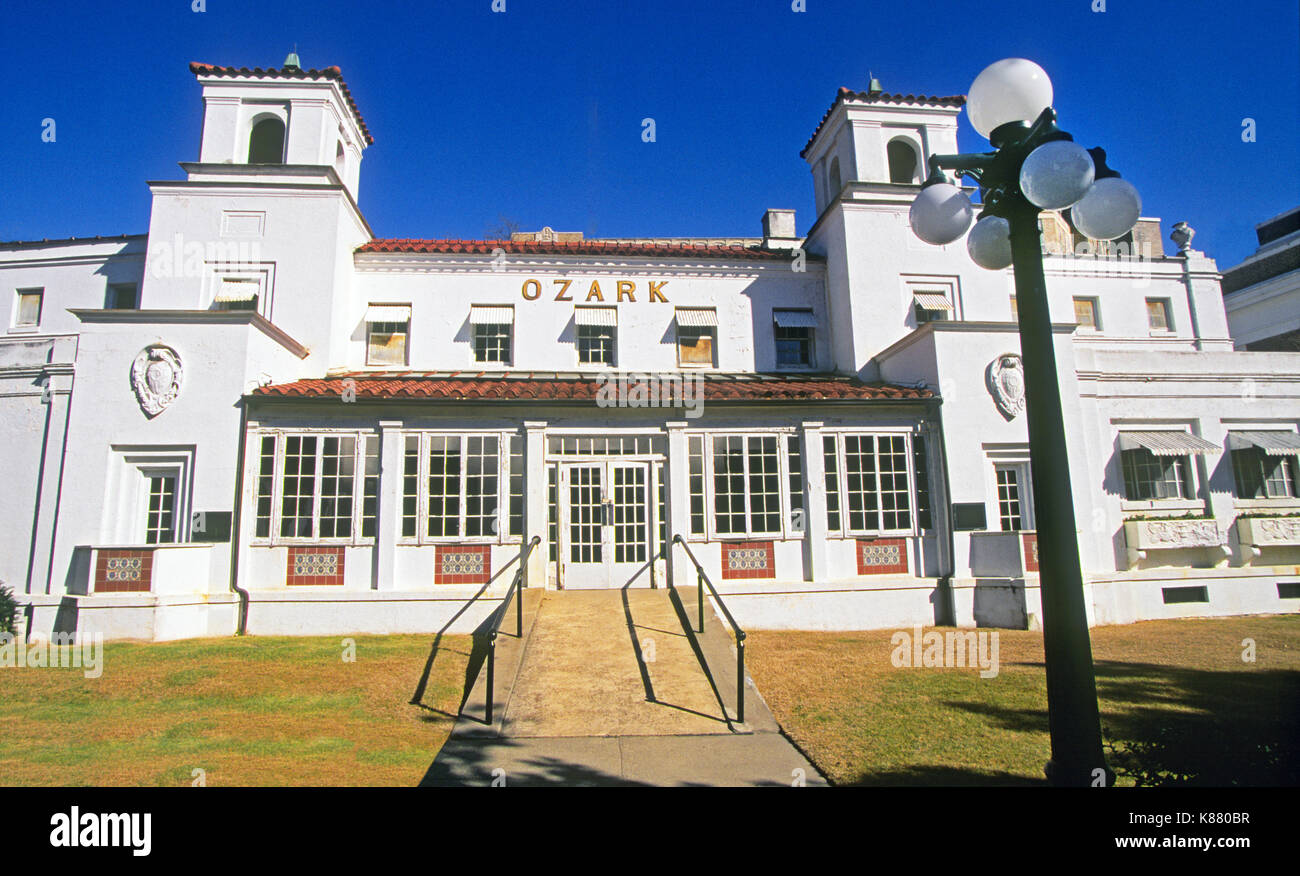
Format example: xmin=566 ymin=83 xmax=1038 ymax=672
xmin=748 ymin=615 xmax=1300 ymax=786
xmin=0 ymin=633 xmax=472 ymax=786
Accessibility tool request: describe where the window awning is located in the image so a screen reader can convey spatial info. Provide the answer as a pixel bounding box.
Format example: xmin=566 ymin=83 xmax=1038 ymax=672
xmin=469 ymin=305 xmax=514 ymax=325
xmin=574 ymin=307 xmax=617 ymax=327
xmin=912 ymin=292 xmax=953 ymax=312
xmin=215 ymin=281 xmax=259 ymax=303
xmin=675 ymin=307 xmax=718 ymax=328
xmin=366 ymin=304 xmax=411 ymax=323
xmin=773 ymin=309 xmax=818 ymax=328
xmin=1228 ymin=431 xmax=1300 ymax=456
xmin=1118 ymin=431 xmax=1220 ymax=456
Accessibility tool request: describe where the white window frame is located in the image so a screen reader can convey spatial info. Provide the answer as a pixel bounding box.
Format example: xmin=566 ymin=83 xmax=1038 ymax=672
xmin=206 ymin=263 xmax=275 ymax=319
xmin=823 ymin=430 xmax=919 ymax=538
xmin=104 ymin=447 xmax=195 ymax=546
xmin=690 ymin=430 xmax=803 ymax=541
xmin=992 ymin=462 xmax=1034 ymax=531
xmin=11 ymin=287 xmax=43 ymax=331
xmin=1145 ymin=297 xmax=1174 ymax=334
xmin=250 ymin=430 xmax=379 ymax=546
xmin=365 ymin=305 xmax=411 ymax=367
xmin=398 ymin=431 xmax=518 ymax=546
xmin=472 ymin=320 xmax=514 ymax=366
xmin=772 ymin=309 xmax=817 ymax=370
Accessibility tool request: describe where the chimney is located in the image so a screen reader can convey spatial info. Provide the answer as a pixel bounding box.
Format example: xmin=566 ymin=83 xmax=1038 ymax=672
xmin=761 ymin=209 xmax=799 ymax=249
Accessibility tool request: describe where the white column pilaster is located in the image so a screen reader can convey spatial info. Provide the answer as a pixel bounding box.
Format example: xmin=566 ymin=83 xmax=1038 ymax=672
xmin=801 ymin=421 xmax=828 ymax=582
xmin=664 ymin=421 xmax=691 ymax=588
xmin=524 ymin=421 xmax=548 ymax=588
xmin=375 ymin=420 xmax=404 ymax=591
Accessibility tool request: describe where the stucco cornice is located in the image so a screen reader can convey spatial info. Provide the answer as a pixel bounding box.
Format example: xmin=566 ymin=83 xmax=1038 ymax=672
xmin=70 ymin=309 xmax=310 ymax=359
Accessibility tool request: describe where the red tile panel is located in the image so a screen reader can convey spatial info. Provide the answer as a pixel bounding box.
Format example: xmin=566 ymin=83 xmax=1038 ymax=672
xmin=286 ymin=546 xmax=345 ymax=586
xmin=856 ymin=538 xmax=909 ymax=575
xmin=434 ymin=545 xmax=492 ymax=586
xmin=720 ymin=541 xmax=776 ymax=581
xmin=93 ymin=549 xmax=154 ymax=593
xmin=1023 ymin=533 xmax=1039 ymax=573
xmin=252 ymin=372 xmax=933 ymax=403
xmin=189 ymin=62 xmax=373 ymax=144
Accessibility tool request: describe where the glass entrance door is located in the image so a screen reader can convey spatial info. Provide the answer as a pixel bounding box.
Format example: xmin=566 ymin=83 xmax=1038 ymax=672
xmin=559 ymin=460 xmax=653 ymax=589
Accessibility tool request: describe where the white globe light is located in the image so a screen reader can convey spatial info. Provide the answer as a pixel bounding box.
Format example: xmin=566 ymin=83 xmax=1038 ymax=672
xmin=909 ymin=183 xmax=974 ymax=245
xmin=1019 ymin=140 xmax=1095 ymax=210
xmin=1070 ymin=176 xmax=1142 ymax=240
xmin=967 ymin=215 xmax=1013 ymax=270
xmin=967 ymin=58 xmax=1054 ymax=140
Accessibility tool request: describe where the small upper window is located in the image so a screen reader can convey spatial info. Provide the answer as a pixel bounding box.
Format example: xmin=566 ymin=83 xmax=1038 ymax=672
xmin=1146 ymin=298 xmax=1173 ymax=332
xmin=575 ymin=307 xmax=617 ymax=366
xmin=248 ymin=117 xmax=286 ymax=165
xmin=1073 ymin=297 xmax=1099 ymax=331
xmin=470 ymin=305 xmax=514 ymax=365
xmin=887 ymin=139 xmax=919 ymax=184
xmin=912 ymin=291 xmax=953 ymax=325
xmin=773 ymin=309 xmax=816 ymax=368
xmin=676 ymin=308 xmax=717 ymax=368
xmin=214 ymin=278 xmax=259 ymax=312
xmin=15 ymin=289 xmax=43 ymax=327
xmin=365 ymin=305 xmax=411 ymax=366
xmin=107 ymin=283 xmax=138 ymax=310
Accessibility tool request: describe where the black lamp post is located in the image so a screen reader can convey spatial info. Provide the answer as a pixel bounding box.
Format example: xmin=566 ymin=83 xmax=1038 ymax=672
xmin=908 ymin=59 xmax=1141 ymax=787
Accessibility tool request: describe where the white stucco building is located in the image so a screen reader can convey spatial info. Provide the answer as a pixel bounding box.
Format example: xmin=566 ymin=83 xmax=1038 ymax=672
xmin=4 ymin=60 xmax=1298 ymax=641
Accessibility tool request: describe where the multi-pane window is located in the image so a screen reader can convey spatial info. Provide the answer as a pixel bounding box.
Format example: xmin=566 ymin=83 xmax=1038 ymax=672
xmin=711 ymin=435 xmax=782 ymax=536
xmin=1145 ymin=298 xmax=1172 ymax=332
xmin=1073 ymin=297 xmax=1099 ymax=331
xmin=471 ymin=307 xmax=514 ymax=364
xmin=1231 ymin=448 xmax=1299 ymax=500
xmin=508 ymin=434 xmax=524 ymax=536
xmin=787 ymin=435 xmax=804 ymax=532
xmin=145 ymin=475 xmax=177 ymax=544
xmin=823 ymin=433 xmax=914 ymax=534
xmin=913 ymin=436 xmax=932 ymax=531
xmin=912 ymin=292 xmax=952 ymax=324
xmin=366 ymin=305 xmax=411 ymax=366
xmin=688 ymin=435 xmax=706 ymax=536
xmin=575 ymin=308 xmax=616 ymax=365
xmin=995 ymin=466 xmax=1024 ymax=531
xmin=773 ymin=310 xmax=816 ymax=368
xmin=824 ymin=435 xmax=842 ymax=533
xmin=107 ymin=283 xmax=138 ymax=310
xmin=400 ymin=433 xmax=507 ymax=541
xmin=676 ymin=308 xmax=717 ymax=367
xmin=253 ymin=432 xmax=378 ymax=542
xmin=1121 ymin=448 xmax=1192 ymax=501
xmin=15 ymin=289 xmax=42 ymax=326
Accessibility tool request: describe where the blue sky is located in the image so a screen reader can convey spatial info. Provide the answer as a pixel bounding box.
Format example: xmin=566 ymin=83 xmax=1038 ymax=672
xmin=1 ymin=0 xmax=1296 ymax=267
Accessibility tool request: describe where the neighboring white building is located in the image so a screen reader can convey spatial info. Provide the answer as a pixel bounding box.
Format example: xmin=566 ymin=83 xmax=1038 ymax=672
xmin=3 ymin=61 xmax=1298 ymax=641
xmin=1220 ymin=206 xmax=1300 ymax=351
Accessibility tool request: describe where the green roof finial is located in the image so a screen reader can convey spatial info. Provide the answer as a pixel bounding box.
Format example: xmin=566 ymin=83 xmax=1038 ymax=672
xmin=867 ymin=71 xmax=883 ymax=95
xmin=284 ymin=45 xmax=301 ymax=70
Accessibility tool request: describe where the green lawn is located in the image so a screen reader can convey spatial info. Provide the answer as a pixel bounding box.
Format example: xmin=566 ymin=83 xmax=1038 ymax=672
xmin=748 ymin=615 xmax=1300 ymax=786
xmin=0 ymin=633 xmax=471 ymax=786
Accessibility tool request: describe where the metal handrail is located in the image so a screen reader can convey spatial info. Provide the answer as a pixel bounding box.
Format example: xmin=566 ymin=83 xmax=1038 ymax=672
xmin=485 ymin=535 xmax=541 ymax=725
xmin=670 ymin=534 xmax=747 ymax=724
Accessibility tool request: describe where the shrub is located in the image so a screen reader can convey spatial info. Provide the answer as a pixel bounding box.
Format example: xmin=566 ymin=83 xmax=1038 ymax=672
xmin=0 ymin=583 xmax=16 ymax=636
xmin=1105 ymin=725 xmax=1300 ymax=787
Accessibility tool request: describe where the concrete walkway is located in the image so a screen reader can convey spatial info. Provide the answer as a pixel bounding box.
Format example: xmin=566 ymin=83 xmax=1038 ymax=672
xmin=421 ymin=586 xmax=829 ymax=787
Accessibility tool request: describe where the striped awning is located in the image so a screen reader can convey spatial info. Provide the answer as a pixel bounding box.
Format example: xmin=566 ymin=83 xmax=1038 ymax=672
xmin=214 ymin=281 xmax=259 ymax=303
xmin=912 ymin=292 xmax=953 ymax=312
xmin=574 ymin=307 xmax=617 ymax=327
xmin=365 ymin=304 xmax=411 ymax=323
xmin=469 ymin=305 xmax=514 ymax=325
xmin=1228 ymin=431 xmax=1300 ymax=456
xmin=773 ymin=309 xmax=818 ymax=328
xmin=1119 ymin=430 xmax=1220 ymax=456
xmin=675 ymin=307 xmax=718 ymax=327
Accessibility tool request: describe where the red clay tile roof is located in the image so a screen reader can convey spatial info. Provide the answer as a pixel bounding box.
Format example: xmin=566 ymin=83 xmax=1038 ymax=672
xmin=189 ymin=62 xmax=374 ymax=145
xmin=801 ymin=87 xmax=966 ymax=158
xmin=251 ymin=372 xmax=933 ymax=402
xmin=356 ymin=239 xmax=803 ymax=260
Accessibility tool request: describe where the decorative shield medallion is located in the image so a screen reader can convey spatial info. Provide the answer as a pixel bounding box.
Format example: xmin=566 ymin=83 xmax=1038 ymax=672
xmin=986 ymin=353 xmax=1025 ymax=421
xmin=131 ymin=345 xmax=183 ymax=417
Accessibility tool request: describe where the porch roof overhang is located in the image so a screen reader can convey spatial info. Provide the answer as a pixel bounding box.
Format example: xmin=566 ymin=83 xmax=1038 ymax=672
xmin=248 ymin=371 xmax=935 ymax=403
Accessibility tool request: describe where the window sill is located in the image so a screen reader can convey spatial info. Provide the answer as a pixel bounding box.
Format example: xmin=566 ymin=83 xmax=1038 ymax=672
xmin=6 ymin=325 xmax=40 ymax=334
xmin=1233 ymin=498 xmax=1300 ymax=513
xmin=1120 ymin=499 xmax=1203 ymax=513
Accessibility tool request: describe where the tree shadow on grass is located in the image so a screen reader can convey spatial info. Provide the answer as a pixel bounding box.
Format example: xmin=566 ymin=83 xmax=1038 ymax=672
xmin=841 ymin=660 xmax=1300 ymax=787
